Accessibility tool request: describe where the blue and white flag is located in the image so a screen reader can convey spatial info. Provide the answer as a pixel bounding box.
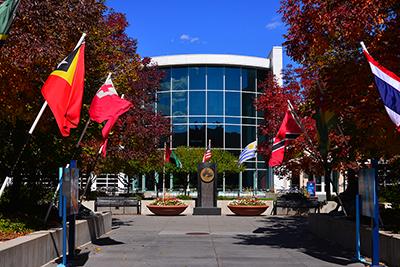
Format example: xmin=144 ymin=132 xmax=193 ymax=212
xmin=238 ymin=141 xmax=257 ymax=164
xmin=362 ymin=43 xmax=400 ymax=131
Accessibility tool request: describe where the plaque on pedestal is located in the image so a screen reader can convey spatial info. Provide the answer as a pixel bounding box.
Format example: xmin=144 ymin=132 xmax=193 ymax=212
xmin=193 ymin=163 xmax=221 ymax=215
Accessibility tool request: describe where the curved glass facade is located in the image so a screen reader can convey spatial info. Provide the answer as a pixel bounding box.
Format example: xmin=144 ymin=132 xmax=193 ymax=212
xmin=156 ymin=65 xmax=272 ymax=190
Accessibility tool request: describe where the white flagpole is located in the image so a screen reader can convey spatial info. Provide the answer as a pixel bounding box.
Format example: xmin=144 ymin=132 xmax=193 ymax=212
xmin=163 ymin=142 xmax=166 ymax=201
xmin=360 ymin=41 xmax=369 ymax=53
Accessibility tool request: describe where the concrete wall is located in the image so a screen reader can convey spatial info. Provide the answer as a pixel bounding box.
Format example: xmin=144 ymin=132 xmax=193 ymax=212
xmin=308 ymin=214 xmax=400 ymax=267
xmin=0 ymin=212 xmax=111 ymax=267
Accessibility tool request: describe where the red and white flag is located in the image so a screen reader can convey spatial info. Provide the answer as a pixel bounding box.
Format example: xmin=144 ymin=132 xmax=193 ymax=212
xmin=269 ymin=109 xmax=302 ymax=167
xmin=202 ymin=141 xmax=212 ymax=163
xmin=89 ymin=76 xmax=132 ymax=156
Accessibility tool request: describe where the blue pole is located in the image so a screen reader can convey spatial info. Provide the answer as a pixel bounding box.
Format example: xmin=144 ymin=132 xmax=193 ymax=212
xmin=355 ymin=193 xmax=361 ymax=260
xmin=372 ymin=159 xmax=380 ymax=266
xmin=57 ymin=167 xmax=67 ymax=267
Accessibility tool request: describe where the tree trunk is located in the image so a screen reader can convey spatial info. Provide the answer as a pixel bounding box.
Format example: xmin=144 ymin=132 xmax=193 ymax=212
xmin=324 ymin=165 xmax=332 ymax=201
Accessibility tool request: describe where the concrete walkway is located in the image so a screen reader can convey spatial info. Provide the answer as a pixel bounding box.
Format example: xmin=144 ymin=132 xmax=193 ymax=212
xmin=45 ymin=215 xmax=364 ymax=267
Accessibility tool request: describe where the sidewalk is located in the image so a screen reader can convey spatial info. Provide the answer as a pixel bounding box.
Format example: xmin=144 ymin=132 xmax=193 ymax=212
xmin=45 ymin=215 xmax=364 ymax=267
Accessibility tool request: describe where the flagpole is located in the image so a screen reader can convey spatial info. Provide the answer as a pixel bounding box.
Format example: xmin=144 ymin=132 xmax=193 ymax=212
xmin=254 ymin=135 xmax=258 ymax=196
xmin=163 ymin=142 xmax=166 ymax=201
xmin=287 ymin=100 xmax=322 ymax=162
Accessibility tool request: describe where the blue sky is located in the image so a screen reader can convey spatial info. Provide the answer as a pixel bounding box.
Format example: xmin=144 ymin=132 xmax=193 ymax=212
xmin=106 ymin=0 xmax=294 ymax=67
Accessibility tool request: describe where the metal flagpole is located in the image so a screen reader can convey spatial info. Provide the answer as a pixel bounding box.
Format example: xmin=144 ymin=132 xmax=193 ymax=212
xmin=254 ymin=136 xmax=258 ymax=196
xmin=163 ymin=142 xmax=166 ymax=201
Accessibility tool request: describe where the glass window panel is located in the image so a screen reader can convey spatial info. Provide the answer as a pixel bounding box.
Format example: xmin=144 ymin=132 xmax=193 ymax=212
xmin=242 ymin=68 xmax=256 ymax=92
xmin=242 ymin=117 xmax=256 ymax=125
xmin=207 ymin=124 xmax=223 ymax=148
xmin=173 ymin=125 xmax=187 ymax=147
xmin=189 ymin=67 xmax=206 ymax=90
xmin=207 ymin=67 xmax=223 ymax=90
xmin=225 ymin=92 xmax=240 ymax=116
xmin=159 ymin=68 xmax=171 ymax=91
xmin=207 ymin=116 xmax=223 ymax=124
xmin=242 ymin=126 xmax=256 ymax=148
xmin=189 ymin=124 xmax=205 ymax=147
xmin=189 ymin=91 xmax=205 ymax=115
xmin=225 ymin=67 xmax=240 ymax=91
xmin=189 ymin=117 xmax=206 ymax=123
xmin=225 ymin=125 xmax=240 ymax=148
xmin=242 ymin=171 xmax=253 ymax=188
xmin=172 ymin=67 xmax=188 ymax=90
xmin=242 ymin=93 xmax=256 ymax=117
xmin=227 ymin=149 xmax=241 ymax=157
xmin=172 ymin=92 xmax=187 ymax=116
xmin=225 ymin=117 xmax=240 ymax=125
xmin=257 ymin=109 xmax=265 ymax=119
xmin=172 ymin=117 xmax=187 ymax=123
xmin=207 ymin=91 xmax=223 ymax=115
xmin=244 ymin=162 xmax=255 ymax=169
xmin=257 ymin=69 xmax=268 ymax=85
xmin=157 ymin=93 xmax=170 ymax=116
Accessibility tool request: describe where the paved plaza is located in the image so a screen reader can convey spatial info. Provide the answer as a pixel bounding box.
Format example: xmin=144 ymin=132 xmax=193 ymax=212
xmin=46 ymin=215 xmax=364 ymax=267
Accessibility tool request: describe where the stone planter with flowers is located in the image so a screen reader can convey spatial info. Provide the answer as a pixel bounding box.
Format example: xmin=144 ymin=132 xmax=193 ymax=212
xmin=146 ymin=197 xmax=188 ymax=216
xmin=227 ymin=197 xmax=269 ymax=216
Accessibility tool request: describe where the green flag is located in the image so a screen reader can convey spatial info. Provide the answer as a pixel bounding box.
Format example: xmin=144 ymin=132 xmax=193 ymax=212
xmin=0 ymin=0 xmax=20 ymax=42
xmin=170 ymin=151 xmax=182 ymax=168
xmin=314 ymin=108 xmax=336 ymax=158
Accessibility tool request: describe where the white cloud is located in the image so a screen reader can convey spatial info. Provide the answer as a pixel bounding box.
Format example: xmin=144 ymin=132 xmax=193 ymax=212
xmin=265 ymin=17 xmax=283 ymax=30
xmin=180 ymin=34 xmax=200 ymax=43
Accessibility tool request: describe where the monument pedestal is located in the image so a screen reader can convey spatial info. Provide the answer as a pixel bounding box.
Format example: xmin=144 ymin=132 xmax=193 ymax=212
xmin=193 ymin=163 xmax=221 ymax=216
xmin=193 ymin=207 xmax=221 ymax=215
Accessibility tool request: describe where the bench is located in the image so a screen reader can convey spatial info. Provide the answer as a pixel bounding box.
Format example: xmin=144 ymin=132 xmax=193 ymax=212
xmin=272 ymin=199 xmax=321 ymax=215
xmin=95 ymin=197 xmax=141 ymax=214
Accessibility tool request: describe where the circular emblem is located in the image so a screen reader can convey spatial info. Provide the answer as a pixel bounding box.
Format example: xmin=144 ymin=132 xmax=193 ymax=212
xmin=200 ymin=167 xmax=215 ymax=183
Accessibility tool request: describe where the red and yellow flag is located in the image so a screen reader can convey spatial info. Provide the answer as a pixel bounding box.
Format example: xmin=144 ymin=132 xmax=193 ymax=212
xmin=41 ymin=41 xmax=85 ymax=137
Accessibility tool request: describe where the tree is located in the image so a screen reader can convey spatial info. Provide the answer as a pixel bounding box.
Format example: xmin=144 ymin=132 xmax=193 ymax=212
xmin=263 ymin=0 xmax=400 ymax=199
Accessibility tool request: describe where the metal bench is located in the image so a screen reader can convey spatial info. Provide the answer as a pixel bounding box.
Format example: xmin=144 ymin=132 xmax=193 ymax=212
xmin=272 ymin=199 xmax=320 ymax=215
xmin=95 ymin=196 xmax=141 ymax=214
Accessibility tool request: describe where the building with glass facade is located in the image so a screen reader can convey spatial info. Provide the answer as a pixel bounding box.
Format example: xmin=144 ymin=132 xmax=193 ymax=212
xmin=152 ymin=47 xmax=285 ymax=192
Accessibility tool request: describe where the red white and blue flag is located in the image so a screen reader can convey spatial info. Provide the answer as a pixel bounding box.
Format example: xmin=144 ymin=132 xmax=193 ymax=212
xmin=202 ymin=142 xmax=212 ymax=163
xmin=362 ymin=44 xmax=400 ymax=131
xmin=269 ymin=109 xmax=302 ymax=167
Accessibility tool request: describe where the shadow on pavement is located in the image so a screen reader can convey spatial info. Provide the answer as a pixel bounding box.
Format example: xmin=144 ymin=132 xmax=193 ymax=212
xmin=92 ymin=236 xmax=124 ymax=246
xmin=112 ymin=217 xmax=135 ymax=229
xmin=54 ymin=251 xmax=89 ymax=267
xmin=234 ymin=216 xmax=359 ymax=266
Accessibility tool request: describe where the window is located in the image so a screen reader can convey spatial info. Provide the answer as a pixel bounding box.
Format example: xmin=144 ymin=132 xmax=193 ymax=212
xmin=173 ymin=125 xmax=187 ymax=147
xmin=242 ymin=93 xmax=255 ymax=117
xmin=189 ymin=117 xmax=206 ymax=123
xmin=207 ymin=124 xmax=223 ymax=148
xmin=225 ymin=125 xmax=240 ymax=148
xmin=225 ymin=117 xmax=240 ymax=125
xmin=189 ymin=67 xmax=206 ymax=90
xmin=172 ymin=67 xmax=188 ymax=90
xmin=207 ymin=117 xmax=223 ymax=124
xmin=242 ymin=126 xmax=256 ymax=148
xmin=159 ymin=68 xmax=171 ymax=91
xmin=172 ymin=92 xmax=187 ymax=116
xmin=156 ymin=93 xmax=170 ymax=116
xmin=189 ymin=91 xmax=205 ymax=115
xmin=225 ymin=92 xmax=240 ymax=116
xmin=189 ymin=124 xmax=205 ymax=147
xmin=242 ymin=68 xmax=256 ymax=92
xmin=225 ymin=67 xmax=240 ymax=91
xmin=207 ymin=91 xmax=223 ymax=115
xmin=207 ymin=67 xmax=223 ymax=90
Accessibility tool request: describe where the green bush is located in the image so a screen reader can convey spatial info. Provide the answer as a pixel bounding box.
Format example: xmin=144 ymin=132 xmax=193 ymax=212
xmin=0 ymin=218 xmax=31 ymax=234
xmin=176 ymin=195 xmax=192 ymax=200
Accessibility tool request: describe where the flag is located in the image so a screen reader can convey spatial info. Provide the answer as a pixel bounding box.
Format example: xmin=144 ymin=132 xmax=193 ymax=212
xmin=202 ymin=143 xmax=212 ymax=163
xmin=164 ymin=143 xmax=171 ymax=163
xmin=41 ymin=39 xmax=85 ymax=137
xmin=238 ymin=141 xmax=257 ymax=164
xmin=362 ymin=45 xmax=400 ymax=131
xmin=170 ymin=151 xmax=182 ymax=168
xmin=89 ymin=76 xmax=133 ymax=156
xmin=269 ymin=109 xmax=302 ymax=167
xmin=0 ymin=0 xmax=20 ymax=43
xmin=314 ymin=108 xmax=336 ymax=158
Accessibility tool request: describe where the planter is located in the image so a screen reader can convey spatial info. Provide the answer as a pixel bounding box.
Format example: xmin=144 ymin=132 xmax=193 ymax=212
xmin=227 ymin=205 xmax=269 ymax=216
xmin=146 ymin=205 xmax=188 ymax=216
